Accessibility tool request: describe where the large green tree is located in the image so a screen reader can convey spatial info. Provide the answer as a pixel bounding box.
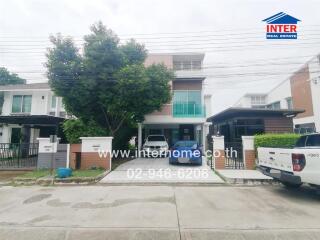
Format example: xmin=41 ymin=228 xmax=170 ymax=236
xmin=46 ymin=22 xmax=173 ymax=137
xmin=0 ymin=67 xmax=26 ymax=112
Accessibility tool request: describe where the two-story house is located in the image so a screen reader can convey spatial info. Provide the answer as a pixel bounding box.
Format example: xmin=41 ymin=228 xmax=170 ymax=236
xmin=234 ymin=54 xmax=320 ymax=133
xmin=0 ymin=83 xmax=66 ymax=144
xmin=138 ymin=53 xmax=212 ymax=150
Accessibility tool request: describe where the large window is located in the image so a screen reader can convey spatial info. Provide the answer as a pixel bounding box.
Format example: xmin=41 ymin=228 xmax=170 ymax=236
xmin=250 ymin=95 xmax=266 ymax=106
xmin=51 ymin=96 xmax=57 ymax=109
xmin=173 ymin=60 xmax=202 ymax=70
xmin=12 ymin=95 xmax=32 ymax=113
xmin=267 ymin=101 xmax=281 ymax=110
xmin=173 ymin=90 xmax=204 ymax=117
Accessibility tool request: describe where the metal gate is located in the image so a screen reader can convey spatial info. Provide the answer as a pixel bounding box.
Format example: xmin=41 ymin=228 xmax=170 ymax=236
xmin=0 ymin=143 xmax=39 ymax=169
xmin=224 ymin=142 xmax=244 ymax=169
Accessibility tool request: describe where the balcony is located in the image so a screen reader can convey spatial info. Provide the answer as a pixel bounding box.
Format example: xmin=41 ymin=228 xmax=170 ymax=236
xmin=173 ymin=103 xmax=205 ymax=118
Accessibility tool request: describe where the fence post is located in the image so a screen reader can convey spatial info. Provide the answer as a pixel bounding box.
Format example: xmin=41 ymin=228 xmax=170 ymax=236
xmin=242 ymin=136 xmax=256 ymax=170
xmin=212 ymin=135 xmax=225 ymax=169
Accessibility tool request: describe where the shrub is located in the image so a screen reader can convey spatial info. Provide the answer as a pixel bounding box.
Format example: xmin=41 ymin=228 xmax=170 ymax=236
xmin=254 ymin=133 xmax=301 ymax=149
xmin=63 ymin=119 xmax=108 ymax=144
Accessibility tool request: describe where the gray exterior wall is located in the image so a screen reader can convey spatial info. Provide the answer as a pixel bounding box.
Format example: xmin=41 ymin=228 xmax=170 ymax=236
xmin=37 ymin=144 xmax=68 ymax=169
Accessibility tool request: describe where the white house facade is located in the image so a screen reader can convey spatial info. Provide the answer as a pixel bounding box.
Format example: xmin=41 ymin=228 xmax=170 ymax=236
xmin=234 ymin=54 xmax=320 ymax=133
xmin=0 ymin=83 xmax=66 ymax=144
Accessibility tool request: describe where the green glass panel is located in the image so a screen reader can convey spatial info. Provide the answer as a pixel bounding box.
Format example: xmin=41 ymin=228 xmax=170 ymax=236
xmin=12 ymin=95 xmax=22 ymax=113
xmin=22 ymin=96 xmax=32 ymax=113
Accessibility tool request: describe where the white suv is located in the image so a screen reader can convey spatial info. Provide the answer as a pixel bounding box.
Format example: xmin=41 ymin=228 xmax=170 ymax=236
xmin=142 ymin=135 xmax=169 ymax=158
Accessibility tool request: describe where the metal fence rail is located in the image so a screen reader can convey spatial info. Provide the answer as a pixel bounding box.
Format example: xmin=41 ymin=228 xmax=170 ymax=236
xmin=225 ymin=142 xmax=244 ymax=169
xmin=0 ymin=143 xmax=39 ymax=169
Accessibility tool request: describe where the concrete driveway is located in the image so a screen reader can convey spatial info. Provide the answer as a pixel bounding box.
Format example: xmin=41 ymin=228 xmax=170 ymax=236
xmin=100 ymin=157 xmax=224 ymax=184
xmin=0 ymin=185 xmax=320 ymax=239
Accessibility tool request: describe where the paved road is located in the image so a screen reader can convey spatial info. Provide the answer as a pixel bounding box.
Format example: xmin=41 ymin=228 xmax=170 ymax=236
xmin=0 ymin=185 xmax=320 ymax=239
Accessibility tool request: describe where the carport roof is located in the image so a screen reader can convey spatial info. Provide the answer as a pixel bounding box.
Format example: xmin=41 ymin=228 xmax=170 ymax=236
xmin=207 ymin=107 xmax=305 ymax=122
xmin=0 ymin=115 xmax=64 ymax=126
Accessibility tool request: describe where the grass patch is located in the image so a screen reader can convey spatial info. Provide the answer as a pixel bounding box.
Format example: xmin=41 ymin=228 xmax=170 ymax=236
xmin=70 ymin=169 xmax=104 ymax=178
xmin=18 ymin=170 xmax=50 ymax=179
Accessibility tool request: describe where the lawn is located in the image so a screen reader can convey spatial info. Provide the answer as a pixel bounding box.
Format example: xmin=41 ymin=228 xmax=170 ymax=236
xmin=69 ymin=169 xmax=104 ymax=178
xmin=19 ymin=170 xmax=51 ymax=179
xmin=18 ymin=169 xmax=104 ymax=179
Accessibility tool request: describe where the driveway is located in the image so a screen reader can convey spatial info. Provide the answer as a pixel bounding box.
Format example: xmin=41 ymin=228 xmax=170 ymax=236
xmin=100 ymin=157 xmax=224 ymax=184
xmin=0 ymin=185 xmax=320 ymax=239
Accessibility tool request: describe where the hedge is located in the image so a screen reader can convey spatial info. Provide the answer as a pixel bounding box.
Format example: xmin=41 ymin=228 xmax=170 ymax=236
xmin=254 ymin=133 xmax=301 ymax=149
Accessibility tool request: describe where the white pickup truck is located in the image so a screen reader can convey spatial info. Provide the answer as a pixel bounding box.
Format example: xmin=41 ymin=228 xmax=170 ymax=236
xmin=258 ymin=133 xmax=320 ymax=188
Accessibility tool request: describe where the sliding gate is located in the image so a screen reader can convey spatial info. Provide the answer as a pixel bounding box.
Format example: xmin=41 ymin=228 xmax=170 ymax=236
xmin=224 ymin=142 xmax=244 ymax=169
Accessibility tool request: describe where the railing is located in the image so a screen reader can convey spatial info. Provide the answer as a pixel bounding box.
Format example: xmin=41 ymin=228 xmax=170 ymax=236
xmin=0 ymin=143 xmax=39 ymax=168
xmin=173 ymin=103 xmax=205 ymax=118
xmin=224 ymin=142 xmax=244 ymax=169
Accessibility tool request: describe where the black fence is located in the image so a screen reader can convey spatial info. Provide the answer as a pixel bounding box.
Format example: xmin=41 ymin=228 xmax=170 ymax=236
xmin=0 ymin=143 xmax=39 ymax=169
xmin=224 ymin=142 xmax=244 ymax=169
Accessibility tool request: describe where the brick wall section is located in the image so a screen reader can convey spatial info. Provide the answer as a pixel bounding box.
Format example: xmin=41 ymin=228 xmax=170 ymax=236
xmin=244 ymin=150 xmax=256 ymax=170
xmin=80 ymin=152 xmax=110 ymax=170
xmin=69 ymin=144 xmax=111 ymax=170
xmin=214 ymin=150 xmax=225 ymax=169
xmin=69 ymin=144 xmax=81 ymax=169
xmin=290 ymin=66 xmax=313 ymax=118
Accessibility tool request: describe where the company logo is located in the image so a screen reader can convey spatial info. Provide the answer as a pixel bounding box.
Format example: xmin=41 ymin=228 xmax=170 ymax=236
xmin=262 ymin=12 xmax=301 ymax=39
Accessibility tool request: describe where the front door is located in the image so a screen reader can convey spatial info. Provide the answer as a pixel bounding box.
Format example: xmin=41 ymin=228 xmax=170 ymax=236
xmin=10 ymin=128 xmax=21 ymax=143
xmin=179 ymin=124 xmax=194 ymax=141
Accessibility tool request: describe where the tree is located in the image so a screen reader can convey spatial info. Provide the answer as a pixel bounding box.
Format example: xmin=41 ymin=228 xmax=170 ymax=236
xmin=46 ymin=22 xmax=173 ymax=138
xmin=0 ymin=67 xmax=26 ymax=85
xmin=0 ymin=67 xmax=26 ymax=112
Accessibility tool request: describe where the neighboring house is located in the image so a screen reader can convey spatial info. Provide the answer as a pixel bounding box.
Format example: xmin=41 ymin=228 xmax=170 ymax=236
xmin=0 ymin=83 xmax=66 ymax=144
xmin=207 ymin=108 xmax=303 ymax=143
xmin=234 ymin=54 xmax=320 ymax=133
xmin=138 ymin=53 xmax=211 ymax=150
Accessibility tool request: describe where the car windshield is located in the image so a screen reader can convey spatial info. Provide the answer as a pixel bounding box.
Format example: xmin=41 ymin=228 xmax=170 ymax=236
xmin=174 ymin=141 xmax=197 ymax=148
xmin=147 ymin=135 xmax=165 ymax=141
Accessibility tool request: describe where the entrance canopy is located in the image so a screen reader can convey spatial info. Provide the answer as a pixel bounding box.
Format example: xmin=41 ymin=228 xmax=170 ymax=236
xmin=0 ymin=115 xmax=64 ymax=126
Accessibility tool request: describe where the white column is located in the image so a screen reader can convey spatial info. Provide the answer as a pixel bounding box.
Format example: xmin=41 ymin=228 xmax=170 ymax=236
xmin=138 ymin=123 xmax=142 ymax=150
xmin=212 ymin=135 xmax=225 ymax=169
xmin=55 ymin=97 xmax=61 ymax=117
xmin=202 ymin=122 xmax=211 ymax=152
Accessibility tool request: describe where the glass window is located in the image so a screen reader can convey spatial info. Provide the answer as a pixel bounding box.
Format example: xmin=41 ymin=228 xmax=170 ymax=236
xmin=147 ymin=135 xmax=166 ymax=141
xmin=192 ymin=61 xmax=201 ymax=69
xmin=295 ymin=136 xmax=307 ymax=147
xmin=286 ymin=97 xmax=293 ymax=109
xmin=12 ymin=95 xmax=32 ymax=113
xmin=12 ymin=96 xmax=22 ymax=113
xmin=51 ymin=96 xmax=57 ymax=109
xmin=306 ymin=135 xmax=320 ymax=147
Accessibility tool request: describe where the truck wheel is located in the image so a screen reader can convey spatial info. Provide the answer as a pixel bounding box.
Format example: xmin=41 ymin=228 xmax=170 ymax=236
xmin=281 ymin=181 xmax=303 ymax=188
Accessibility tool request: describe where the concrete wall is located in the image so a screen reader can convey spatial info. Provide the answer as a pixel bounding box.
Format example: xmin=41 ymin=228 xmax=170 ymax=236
xmin=37 ymin=144 xmax=68 ymax=169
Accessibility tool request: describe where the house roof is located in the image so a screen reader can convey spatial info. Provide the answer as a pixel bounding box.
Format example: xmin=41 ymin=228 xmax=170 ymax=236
xmin=207 ymin=107 xmax=305 ymax=122
xmin=262 ymin=12 xmax=301 ymax=24
xmin=0 ymin=83 xmax=50 ymax=92
xmin=0 ymin=115 xmax=64 ymax=125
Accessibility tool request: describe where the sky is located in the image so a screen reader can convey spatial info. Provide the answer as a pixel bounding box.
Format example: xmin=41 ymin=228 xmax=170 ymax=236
xmin=0 ymin=0 xmax=320 ymax=115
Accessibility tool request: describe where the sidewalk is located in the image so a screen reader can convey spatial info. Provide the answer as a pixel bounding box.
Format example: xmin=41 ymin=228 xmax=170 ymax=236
xmin=216 ymin=169 xmax=274 ymax=184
